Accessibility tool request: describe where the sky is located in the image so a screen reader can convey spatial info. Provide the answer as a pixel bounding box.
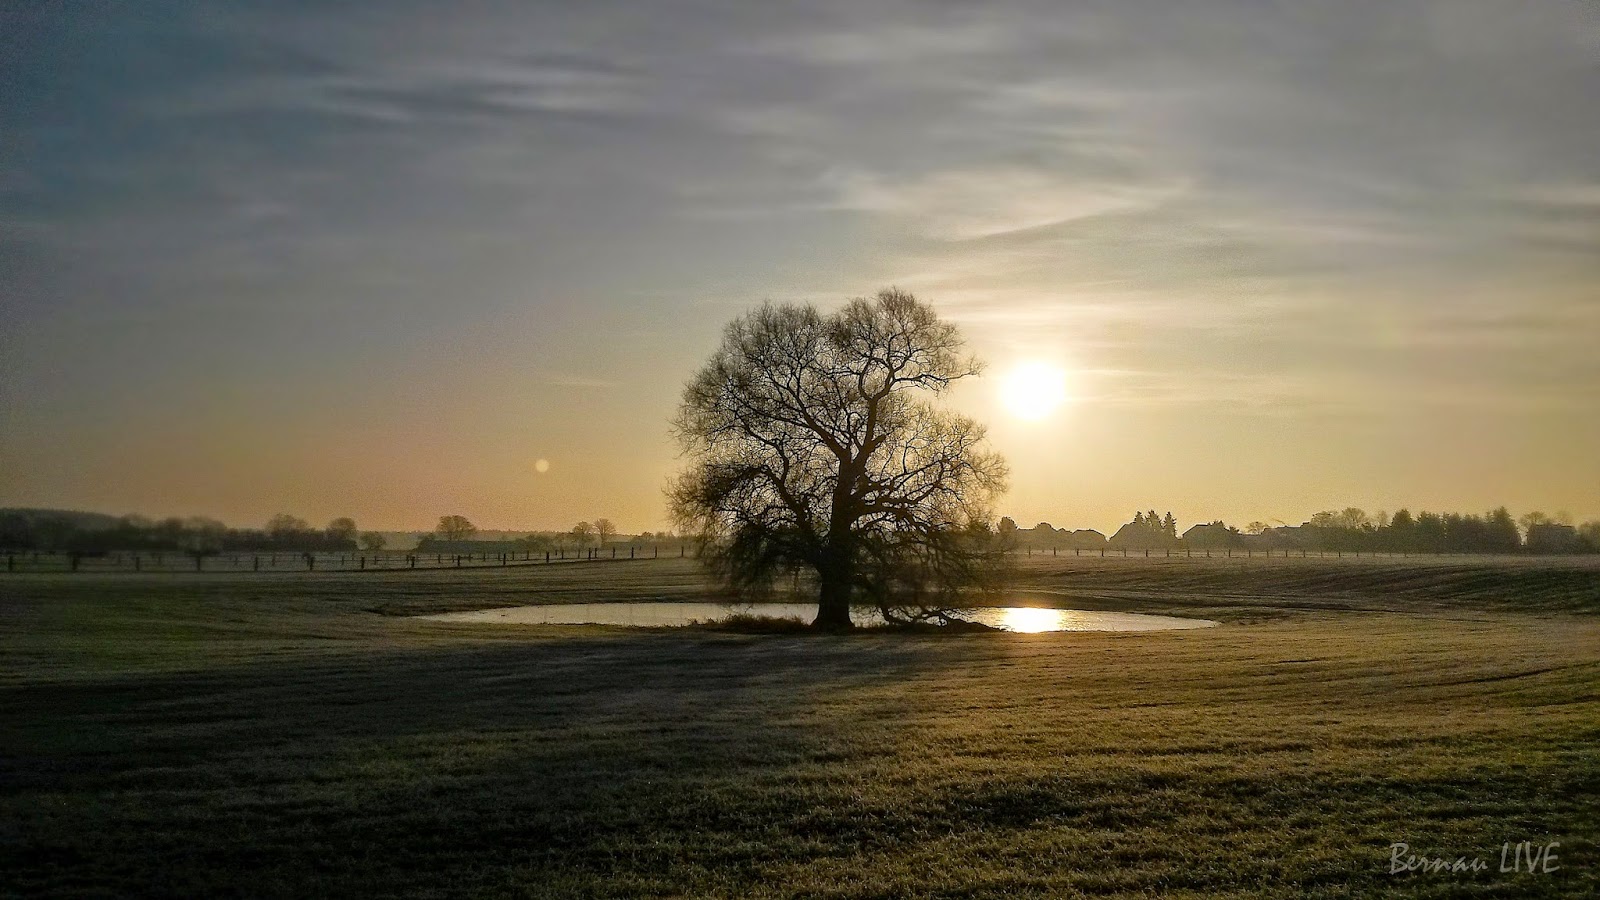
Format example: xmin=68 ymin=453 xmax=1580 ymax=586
xmin=3 ymin=0 xmax=1598 ymax=535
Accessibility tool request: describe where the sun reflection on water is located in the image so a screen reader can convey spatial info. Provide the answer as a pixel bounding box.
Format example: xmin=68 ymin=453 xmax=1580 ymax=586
xmin=998 ymin=606 xmax=1063 ymax=633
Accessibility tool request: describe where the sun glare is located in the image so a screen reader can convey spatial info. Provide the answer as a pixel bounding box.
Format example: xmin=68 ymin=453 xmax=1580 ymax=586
xmin=1000 ymin=361 xmax=1069 ymax=421
xmin=999 ymin=607 xmax=1064 ymax=633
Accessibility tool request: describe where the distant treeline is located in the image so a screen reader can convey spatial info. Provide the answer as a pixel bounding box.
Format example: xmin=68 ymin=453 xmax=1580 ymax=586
xmin=1001 ymin=507 xmax=1599 ymax=555
xmin=5 ymin=505 xmax=1595 ymax=557
xmin=0 ymin=511 xmax=364 ymax=554
xmin=0 ymin=509 xmax=690 ymax=555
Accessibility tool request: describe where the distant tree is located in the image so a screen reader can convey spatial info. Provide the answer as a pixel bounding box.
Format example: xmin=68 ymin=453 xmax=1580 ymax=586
xmin=1245 ymin=521 xmax=1268 ymax=535
xmin=327 ymin=517 xmax=358 ymax=542
xmin=183 ymin=517 xmax=228 ymax=553
xmin=266 ymin=514 xmax=310 ymax=537
xmin=1579 ymin=521 xmax=1600 ymax=552
xmin=998 ymin=517 xmax=1019 ymax=537
xmin=1415 ymin=511 xmax=1446 ymax=553
xmin=436 ymin=515 xmax=478 ymax=541
xmin=0 ymin=512 xmax=33 ymax=549
xmin=669 ymin=288 xmax=1009 ymax=628
xmin=571 ymin=521 xmax=595 ymax=547
xmin=1161 ymin=512 xmax=1178 ymax=542
xmin=1485 ymin=507 xmax=1520 ymax=552
xmin=1518 ymin=511 xmax=1551 ymax=535
xmin=359 ymin=531 xmax=386 ymax=551
xmin=594 ymin=518 xmax=617 ymax=546
xmin=1336 ymin=508 xmax=1371 ymax=530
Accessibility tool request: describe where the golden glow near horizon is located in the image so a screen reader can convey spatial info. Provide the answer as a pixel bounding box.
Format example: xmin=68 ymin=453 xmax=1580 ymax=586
xmin=999 ymin=361 xmax=1070 ymax=422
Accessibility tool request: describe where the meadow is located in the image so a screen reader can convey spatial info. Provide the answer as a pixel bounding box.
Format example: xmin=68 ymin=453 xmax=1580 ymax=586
xmin=3 ymin=555 xmax=1598 ymax=897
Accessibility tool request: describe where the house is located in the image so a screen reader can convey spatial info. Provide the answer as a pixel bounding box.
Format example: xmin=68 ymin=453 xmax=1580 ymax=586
xmin=1064 ymin=529 xmax=1107 ymax=548
xmin=1526 ymin=524 xmax=1579 ymax=554
xmin=1181 ymin=522 xmax=1239 ymax=549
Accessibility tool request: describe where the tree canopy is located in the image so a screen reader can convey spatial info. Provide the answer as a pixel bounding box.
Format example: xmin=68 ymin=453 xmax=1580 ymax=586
xmin=435 ymin=515 xmax=478 ymax=541
xmin=670 ymin=288 xmax=1008 ymax=628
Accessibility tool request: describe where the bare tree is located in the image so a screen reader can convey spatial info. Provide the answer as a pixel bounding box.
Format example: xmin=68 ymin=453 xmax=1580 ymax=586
xmin=1518 ymin=511 xmax=1551 ymax=535
xmin=436 ymin=515 xmax=478 ymax=541
xmin=670 ymin=288 xmax=1009 ymax=629
xmin=326 ymin=517 xmax=358 ymax=543
xmin=359 ymin=531 xmax=386 ymax=551
xmin=571 ymin=521 xmax=595 ymax=547
xmin=594 ymin=518 xmax=617 ymax=546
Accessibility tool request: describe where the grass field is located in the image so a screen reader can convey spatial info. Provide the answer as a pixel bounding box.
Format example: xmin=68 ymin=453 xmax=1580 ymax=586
xmin=3 ymin=556 xmax=1598 ymax=897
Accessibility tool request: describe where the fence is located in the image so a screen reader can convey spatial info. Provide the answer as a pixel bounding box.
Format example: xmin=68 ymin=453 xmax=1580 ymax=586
xmin=1008 ymin=545 xmax=1567 ymax=559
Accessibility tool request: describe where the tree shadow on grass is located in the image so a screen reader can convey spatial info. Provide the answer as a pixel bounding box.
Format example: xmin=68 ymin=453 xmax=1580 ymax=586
xmin=2 ymin=632 xmax=988 ymax=897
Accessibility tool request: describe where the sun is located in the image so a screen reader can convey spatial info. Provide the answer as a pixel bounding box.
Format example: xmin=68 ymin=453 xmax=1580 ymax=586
xmin=999 ymin=361 xmax=1070 ymax=421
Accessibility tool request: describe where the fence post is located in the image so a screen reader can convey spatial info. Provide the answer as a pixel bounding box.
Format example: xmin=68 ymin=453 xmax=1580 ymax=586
xmin=7 ymin=554 xmax=13 ymax=572
xmin=359 ymin=556 xmax=365 ymax=570
xmin=545 ymin=551 xmax=550 ymax=563
xmin=253 ymin=556 xmax=260 ymax=572
xmin=134 ymin=555 xmax=141 ymax=572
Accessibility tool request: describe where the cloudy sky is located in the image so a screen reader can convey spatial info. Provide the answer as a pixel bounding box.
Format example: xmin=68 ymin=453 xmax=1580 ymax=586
xmin=3 ymin=0 xmax=1597 ymax=533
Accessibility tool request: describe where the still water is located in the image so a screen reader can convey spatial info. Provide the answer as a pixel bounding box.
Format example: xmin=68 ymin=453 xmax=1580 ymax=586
xmin=419 ymin=603 xmax=1217 ymax=632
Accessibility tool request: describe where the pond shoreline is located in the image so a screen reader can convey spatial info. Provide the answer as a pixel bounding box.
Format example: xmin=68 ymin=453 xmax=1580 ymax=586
xmin=417 ymin=602 xmax=1220 ymax=632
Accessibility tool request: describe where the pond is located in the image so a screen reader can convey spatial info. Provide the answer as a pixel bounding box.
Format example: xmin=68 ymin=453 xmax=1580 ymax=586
xmin=418 ymin=603 xmax=1218 ymax=632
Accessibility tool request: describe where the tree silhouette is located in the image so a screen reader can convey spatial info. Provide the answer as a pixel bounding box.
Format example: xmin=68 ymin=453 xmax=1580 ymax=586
xmin=358 ymin=531 xmax=386 ymax=551
xmin=594 ymin=518 xmax=617 ymax=546
xmin=266 ymin=514 xmax=310 ymax=538
xmin=436 ymin=515 xmax=477 ymax=541
xmin=670 ymin=289 xmax=1008 ymax=628
xmin=571 ymin=521 xmax=595 ymax=547
xmin=326 ymin=517 xmax=357 ymax=543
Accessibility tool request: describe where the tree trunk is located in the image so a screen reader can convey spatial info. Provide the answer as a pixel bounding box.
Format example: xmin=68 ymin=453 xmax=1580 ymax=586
xmin=814 ymin=572 xmax=853 ymax=629
xmin=815 ymin=462 xmax=862 ymax=630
